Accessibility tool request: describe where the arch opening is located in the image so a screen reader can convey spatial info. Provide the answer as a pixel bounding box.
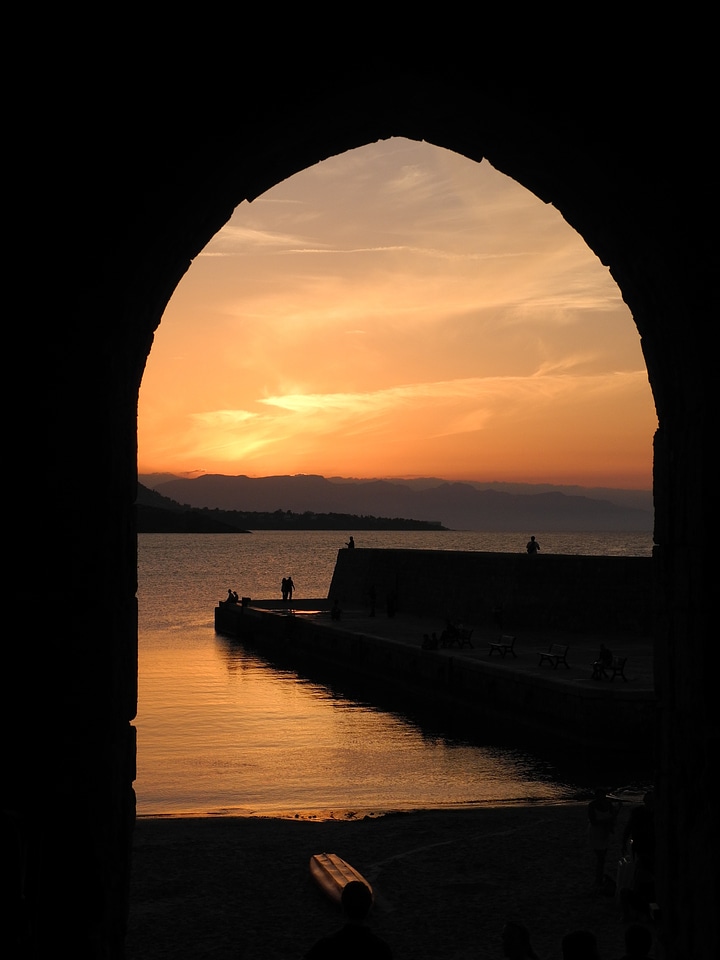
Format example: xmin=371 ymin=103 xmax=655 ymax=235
xmin=139 ymin=138 xmax=657 ymax=492
xmin=134 ymin=138 xmax=658 ymax=822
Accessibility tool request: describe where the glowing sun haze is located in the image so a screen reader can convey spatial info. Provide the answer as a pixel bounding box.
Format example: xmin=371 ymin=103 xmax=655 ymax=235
xmin=138 ymin=138 xmax=657 ymax=488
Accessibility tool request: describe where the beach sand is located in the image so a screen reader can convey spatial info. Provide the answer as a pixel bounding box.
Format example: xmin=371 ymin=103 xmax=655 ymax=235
xmin=126 ymin=802 xmax=660 ymax=959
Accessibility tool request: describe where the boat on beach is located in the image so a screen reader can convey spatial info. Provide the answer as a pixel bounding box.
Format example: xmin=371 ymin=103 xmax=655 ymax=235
xmin=309 ymin=853 xmax=373 ymax=906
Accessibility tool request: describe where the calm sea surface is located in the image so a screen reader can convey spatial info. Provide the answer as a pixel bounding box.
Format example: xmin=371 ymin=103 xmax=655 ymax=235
xmin=136 ymin=530 xmax=653 ymax=819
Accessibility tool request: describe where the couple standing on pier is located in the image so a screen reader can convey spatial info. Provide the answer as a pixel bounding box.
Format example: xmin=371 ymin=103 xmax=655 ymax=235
xmin=281 ymin=576 xmax=295 ymax=602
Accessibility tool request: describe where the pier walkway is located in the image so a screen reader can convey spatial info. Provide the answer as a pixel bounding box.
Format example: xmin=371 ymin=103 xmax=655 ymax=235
xmin=216 ymin=598 xmax=656 ymax=753
xmin=235 ymin=599 xmax=654 ymax=691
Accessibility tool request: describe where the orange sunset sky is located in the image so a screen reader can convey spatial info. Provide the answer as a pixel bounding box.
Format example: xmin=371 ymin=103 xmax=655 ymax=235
xmin=138 ymin=137 xmax=657 ymax=489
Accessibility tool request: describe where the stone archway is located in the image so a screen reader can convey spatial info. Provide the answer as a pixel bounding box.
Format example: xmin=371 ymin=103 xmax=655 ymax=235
xmin=10 ymin=66 xmax=711 ymax=959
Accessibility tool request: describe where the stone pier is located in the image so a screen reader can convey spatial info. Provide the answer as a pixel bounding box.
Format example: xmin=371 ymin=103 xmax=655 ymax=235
xmin=215 ymin=549 xmax=656 ymax=754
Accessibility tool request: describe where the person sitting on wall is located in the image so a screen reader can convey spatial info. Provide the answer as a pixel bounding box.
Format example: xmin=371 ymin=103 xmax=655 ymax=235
xmin=592 ymin=643 xmax=613 ymax=679
xmin=346 ymin=536 xmax=355 ymax=548
xmin=226 ymin=589 xmax=239 ymax=604
xmin=440 ymin=619 xmax=460 ymax=646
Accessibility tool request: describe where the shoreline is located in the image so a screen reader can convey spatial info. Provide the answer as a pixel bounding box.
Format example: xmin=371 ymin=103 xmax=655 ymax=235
xmin=134 ymin=794 xmax=635 ymax=824
xmin=127 ymin=801 xmax=661 ymax=960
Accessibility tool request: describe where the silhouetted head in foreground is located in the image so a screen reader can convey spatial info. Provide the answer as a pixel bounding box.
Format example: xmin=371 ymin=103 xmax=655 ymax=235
xmin=562 ymin=929 xmax=600 ymax=959
xmin=623 ymin=922 xmax=653 ymax=957
xmin=502 ymin=919 xmax=539 ymax=958
xmin=341 ymin=880 xmax=373 ymax=923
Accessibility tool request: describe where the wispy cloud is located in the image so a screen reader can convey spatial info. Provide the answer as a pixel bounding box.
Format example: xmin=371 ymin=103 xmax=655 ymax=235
xmin=189 ymin=368 xmax=651 ymax=441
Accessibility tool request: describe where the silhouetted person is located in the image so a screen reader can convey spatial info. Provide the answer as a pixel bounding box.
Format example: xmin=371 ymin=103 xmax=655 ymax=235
xmin=614 ymin=922 xmax=654 ymax=958
xmin=587 ymin=788 xmax=618 ymax=888
xmin=281 ymin=577 xmax=289 ymax=601
xmin=440 ymin=618 xmax=466 ymax=647
xmin=226 ymin=589 xmax=239 ymax=604
xmin=286 ymin=576 xmax=295 ymax=600
xmin=526 ymin=536 xmax=540 ymax=554
xmin=622 ymin=791 xmax=655 ymax=873
xmin=592 ymin=642 xmax=614 ymax=679
xmin=620 ymin=791 xmax=656 ymax=921
xmin=346 ymin=536 xmax=355 ymax=549
xmin=501 ymin=919 xmax=539 ymax=958
xmin=562 ymin=929 xmax=600 ymax=959
xmin=303 ymin=879 xmax=392 ymax=958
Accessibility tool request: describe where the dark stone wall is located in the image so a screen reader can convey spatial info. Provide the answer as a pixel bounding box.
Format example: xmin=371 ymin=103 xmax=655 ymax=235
xmin=217 ymin=603 xmax=657 ymax=753
xmin=8 ymin=47 xmax=713 ymax=960
xmin=328 ymin=549 xmax=653 ymax=637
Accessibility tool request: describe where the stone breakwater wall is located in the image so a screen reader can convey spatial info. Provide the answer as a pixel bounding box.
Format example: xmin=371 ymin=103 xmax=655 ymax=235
xmin=328 ymin=548 xmax=654 ymax=636
xmin=215 ymin=604 xmax=655 ymax=752
xmin=215 ymin=550 xmax=656 ymax=750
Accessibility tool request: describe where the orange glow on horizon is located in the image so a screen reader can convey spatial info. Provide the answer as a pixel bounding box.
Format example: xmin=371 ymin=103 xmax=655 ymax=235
xmin=138 ymin=139 xmax=657 ymax=490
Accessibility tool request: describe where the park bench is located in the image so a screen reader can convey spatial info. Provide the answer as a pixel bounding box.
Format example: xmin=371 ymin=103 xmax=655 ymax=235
xmin=538 ymin=643 xmax=570 ymax=669
xmin=592 ymin=654 xmax=628 ymax=681
xmin=488 ymin=635 xmax=517 ymax=658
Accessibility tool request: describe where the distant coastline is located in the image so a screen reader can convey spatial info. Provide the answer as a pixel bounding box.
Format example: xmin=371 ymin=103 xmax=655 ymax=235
xmin=136 ymin=483 xmax=447 ymax=533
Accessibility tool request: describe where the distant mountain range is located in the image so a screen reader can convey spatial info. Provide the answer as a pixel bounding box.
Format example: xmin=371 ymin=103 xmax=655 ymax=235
xmin=136 ymin=482 xmax=447 ymax=533
xmin=139 ymin=473 xmax=653 ymax=533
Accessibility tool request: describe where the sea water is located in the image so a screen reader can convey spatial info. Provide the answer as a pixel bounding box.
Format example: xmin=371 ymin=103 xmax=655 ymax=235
xmin=135 ymin=530 xmax=653 ymax=818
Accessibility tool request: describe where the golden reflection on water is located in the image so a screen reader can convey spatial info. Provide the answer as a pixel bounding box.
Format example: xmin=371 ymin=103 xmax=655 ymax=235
xmin=135 ymin=531 xmax=650 ymax=817
xmin=136 ymin=632 xmax=573 ymax=818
